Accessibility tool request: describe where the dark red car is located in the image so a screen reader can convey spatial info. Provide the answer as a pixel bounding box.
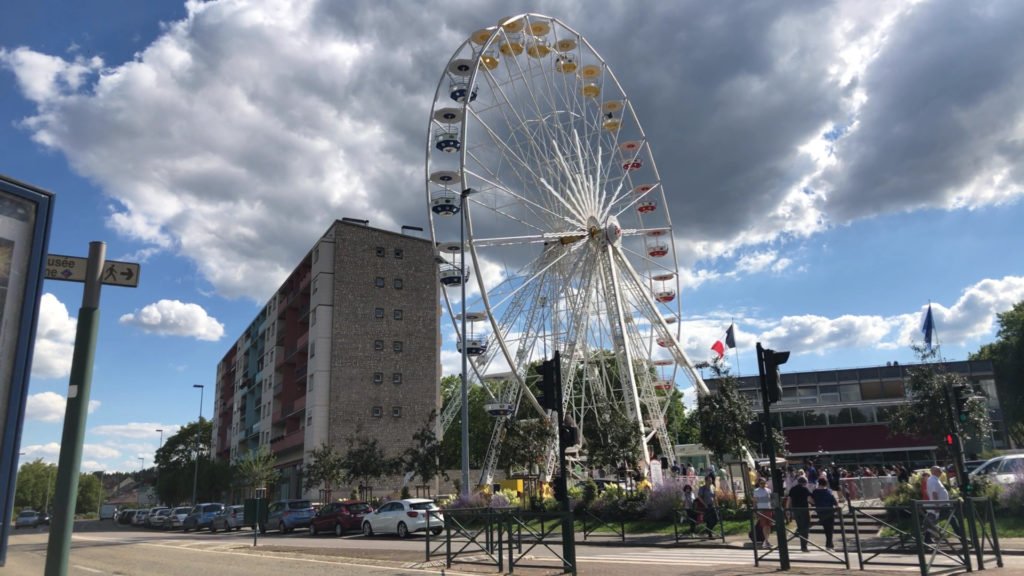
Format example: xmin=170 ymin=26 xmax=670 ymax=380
xmin=308 ymin=500 xmax=373 ymax=537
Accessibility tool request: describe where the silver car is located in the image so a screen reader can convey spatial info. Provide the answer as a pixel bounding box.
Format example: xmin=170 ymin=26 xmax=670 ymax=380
xmin=166 ymin=506 xmax=192 ymax=530
xmin=211 ymin=505 xmax=246 ymax=532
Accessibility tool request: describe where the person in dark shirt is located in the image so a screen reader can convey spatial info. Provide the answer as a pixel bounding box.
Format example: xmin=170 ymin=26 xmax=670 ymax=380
xmin=811 ymin=477 xmax=839 ymax=550
xmin=786 ymin=476 xmax=813 ymax=551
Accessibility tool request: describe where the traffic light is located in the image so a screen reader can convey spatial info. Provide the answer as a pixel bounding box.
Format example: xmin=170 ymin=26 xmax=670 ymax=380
xmin=945 ymin=433 xmax=955 ymax=446
xmin=538 ymin=358 xmax=559 ymax=411
xmin=758 ymin=344 xmax=790 ymax=404
xmin=952 ymin=383 xmax=973 ymax=424
xmin=746 ymin=420 xmax=765 ymax=444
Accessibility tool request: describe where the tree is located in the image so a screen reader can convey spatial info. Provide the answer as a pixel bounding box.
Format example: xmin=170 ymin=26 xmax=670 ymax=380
xmin=402 ymin=411 xmax=448 ymax=487
xmin=303 ymin=443 xmax=344 ymax=500
xmin=14 ymin=459 xmax=57 ymax=512
xmin=234 ymin=445 xmax=280 ymax=493
xmin=970 ymin=301 xmax=1024 ymax=446
xmin=664 ymin=389 xmax=700 ymax=446
xmin=498 ymin=417 xmax=557 ymax=475
xmin=890 ymin=347 xmax=993 ymax=452
xmin=696 ymin=364 xmax=756 ymax=462
xmin=154 ymin=418 xmax=227 ymax=505
xmin=76 ymin=473 xmax=101 ymax=516
xmin=341 ymin=432 xmax=399 ymax=494
xmin=439 ymin=376 xmax=492 ymax=468
xmin=583 ymin=408 xmax=642 ymax=474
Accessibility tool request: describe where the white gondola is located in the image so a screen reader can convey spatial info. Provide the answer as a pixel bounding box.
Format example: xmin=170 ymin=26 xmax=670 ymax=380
xmin=439 ymin=263 xmax=466 ymax=286
xmin=457 ymin=338 xmax=488 ymax=356
xmin=431 ymin=189 xmax=460 ymax=215
xmin=434 ymin=129 xmax=460 ymax=153
xmin=637 ymin=201 xmax=656 ymax=214
xmin=655 ymin=289 xmax=676 ymax=303
xmin=648 ymin=244 xmax=669 ymax=257
xmin=485 ymin=403 xmax=515 ymax=417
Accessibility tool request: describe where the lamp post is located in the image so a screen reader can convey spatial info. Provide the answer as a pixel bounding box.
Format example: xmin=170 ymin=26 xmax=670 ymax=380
xmin=96 ymin=470 xmax=104 ymax=517
xmin=155 ymin=429 xmax=163 ymax=505
xmin=137 ymin=457 xmax=144 ymax=507
xmin=458 ymin=188 xmax=474 ymax=498
xmin=192 ymin=384 xmax=204 ymax=505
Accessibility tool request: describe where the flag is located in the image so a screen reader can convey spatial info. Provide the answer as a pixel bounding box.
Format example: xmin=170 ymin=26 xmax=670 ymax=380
xmin=921 ymin=305 xmax=935 ymax=350
xmin=711 ymin=324 xmax=736 ymax=358
xmin=711 ymin=340 xmax=725 ymax=358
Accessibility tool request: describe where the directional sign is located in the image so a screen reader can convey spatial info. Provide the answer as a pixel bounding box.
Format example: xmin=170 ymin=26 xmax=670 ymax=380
xmin=45 ymin=254 xmax=140 ymax=287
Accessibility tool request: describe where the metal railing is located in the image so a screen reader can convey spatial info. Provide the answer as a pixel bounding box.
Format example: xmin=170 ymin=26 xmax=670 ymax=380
xmin=673 ymin=506 xmax=726 ymax=543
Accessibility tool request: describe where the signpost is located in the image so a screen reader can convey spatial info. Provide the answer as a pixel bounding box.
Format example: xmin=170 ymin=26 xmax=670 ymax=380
xmin=43 ymin=243 xmax=139 ymax=576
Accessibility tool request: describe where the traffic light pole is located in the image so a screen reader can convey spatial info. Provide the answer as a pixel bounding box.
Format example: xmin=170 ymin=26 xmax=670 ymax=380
xmin=549 ymin=351 xmax=576 ymax=574
xmin=756 ymin=343 xmax=790 ymax=570
xmin=944 ymin=380 xmax=969 ymax=496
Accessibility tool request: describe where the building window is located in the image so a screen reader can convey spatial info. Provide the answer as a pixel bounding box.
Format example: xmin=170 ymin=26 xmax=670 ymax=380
xmin=310 ymin=341 xmax=315 ymax=357
xmin=372 ymin=406 xmax=383 ymax=418
xmin=313 ymin=247 xmax=319 ymax=263
xmin=312 ymin=278 xmax=317 ymax=294
xmin=394 ymin=309 xmax=403 ymax=321
xmin=374 ymin=340 xmax=384 ymax=351
xmin=394 ymin=278 xmax=403 ymax=289
xmin=374 ymin=372 xmax=383 ymax=384
xmin=374 ymin=307 xmax=385 ymax=319
xmin=394 ymin=248 xmax=404 ymax=259
xmin=392 ymin=373 xmax=402 ymax=384
xmin=310 ymin=308 xmax=316 ymax=326
xmin=375 ymin=276 xmax=385 ymax=288
xmin=393 ymin=341 xmax=403 ymax=352
xmin=392 ymin=406 xmax=402 ymax=418
xmin=376 ymin=247 xmax=385 ymax=257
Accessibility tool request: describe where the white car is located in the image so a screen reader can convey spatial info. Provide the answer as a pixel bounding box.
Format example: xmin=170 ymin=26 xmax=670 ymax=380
xmin=361 ymin=499 xmax=444 ymax=538
xmin=969 ymin=454 xmax=1024 ymax=486
xmin=166 ymin=506 xmax=193 ymax=530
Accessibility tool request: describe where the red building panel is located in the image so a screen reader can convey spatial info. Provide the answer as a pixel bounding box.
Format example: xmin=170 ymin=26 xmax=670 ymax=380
xmin=784 ymin=424 xmax=932 ymax=454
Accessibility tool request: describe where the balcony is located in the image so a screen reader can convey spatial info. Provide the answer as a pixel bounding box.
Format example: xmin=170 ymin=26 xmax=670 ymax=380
xmin=270 ymin=429 xmax=304 ymax=452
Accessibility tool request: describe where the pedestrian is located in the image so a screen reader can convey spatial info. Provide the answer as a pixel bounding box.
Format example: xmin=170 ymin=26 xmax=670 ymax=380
xmin=753 ymin=477 xmax=774 ymax=549
xmin=897 ymin=464 xmax=910 ymax=484
xmin=697 ymin=474 xmax=719 ymax=538
xmin=811 ymin=477 xmax=839 ymax=550
xmin=785 ymin=476 xmax=812 ymax=552
xmin=926 ymin=465 xmax=959 ymax=540
xmin=681 ymin=484 xmax=699 ymax=533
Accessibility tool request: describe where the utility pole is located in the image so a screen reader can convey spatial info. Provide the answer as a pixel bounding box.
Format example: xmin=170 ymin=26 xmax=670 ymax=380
xmin=192 ymin=384 xmax=204 ymax=505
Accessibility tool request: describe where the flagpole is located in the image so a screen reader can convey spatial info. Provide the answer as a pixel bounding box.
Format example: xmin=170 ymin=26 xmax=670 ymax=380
xmin=730 ymin=319 xmax=741 ymax=377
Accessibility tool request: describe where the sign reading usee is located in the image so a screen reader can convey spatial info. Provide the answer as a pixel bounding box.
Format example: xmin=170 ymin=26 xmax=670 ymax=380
xmin=45 ymin=254 xmax=140 ymax=287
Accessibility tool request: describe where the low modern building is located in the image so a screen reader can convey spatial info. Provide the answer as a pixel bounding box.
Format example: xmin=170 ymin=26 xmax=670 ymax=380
xmin=212 ymin=220 xmax=440 ymax=500
xmin=707 ymin=359 xmax=1007 ymax=470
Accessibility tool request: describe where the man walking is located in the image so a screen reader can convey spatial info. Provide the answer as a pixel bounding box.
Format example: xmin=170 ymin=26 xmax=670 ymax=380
xmin=786 ymin=476 xmax=812 ymax=552
xmin=811 ymin=477 xmax=839 ymax=550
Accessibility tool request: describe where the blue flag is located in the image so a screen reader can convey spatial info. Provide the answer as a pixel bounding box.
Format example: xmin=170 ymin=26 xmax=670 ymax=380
xmin=921 ymin=305 xmax=935 ymax=350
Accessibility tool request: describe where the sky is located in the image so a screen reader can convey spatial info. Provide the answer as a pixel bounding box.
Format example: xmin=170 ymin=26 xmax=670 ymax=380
xmin=2 ymin=0 xmax=1023 ymax=474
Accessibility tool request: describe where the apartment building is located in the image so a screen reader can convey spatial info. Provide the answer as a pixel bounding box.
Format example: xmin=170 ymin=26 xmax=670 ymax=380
xmin=707 ymin=359 xmax=1007 ymax=470
xmin=212 ymin=220 xmax=440 ymax=500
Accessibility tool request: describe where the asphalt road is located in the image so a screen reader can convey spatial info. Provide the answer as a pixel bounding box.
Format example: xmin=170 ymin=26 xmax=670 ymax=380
xmin=6 ymin=521 xmax=1024 ymax=576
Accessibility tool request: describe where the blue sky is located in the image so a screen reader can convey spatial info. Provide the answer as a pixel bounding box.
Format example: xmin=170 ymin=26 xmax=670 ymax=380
xmin=2 ymin=0 xmax=1023 ymax=473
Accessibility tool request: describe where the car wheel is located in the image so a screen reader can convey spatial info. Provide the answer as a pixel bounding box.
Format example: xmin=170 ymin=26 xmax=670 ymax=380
xmin=432 ymin=528 xmax=443 ymax=536
xmin=334 ymin=523 xmax=343 ymax=537
xmin=362 ymin=522 xmax=373 ymax=537
xmin=397 ymin=522 xmax=409 ymax=539
xmin=309 ymin=523 xmax=318 ymax=536
xmin=279 ymin=521 xmax=287 ymax=534
xmin=259 ymin=524 xmax=266 ymax=535
xmin=184 ymin=525 xmax=191 ymax=533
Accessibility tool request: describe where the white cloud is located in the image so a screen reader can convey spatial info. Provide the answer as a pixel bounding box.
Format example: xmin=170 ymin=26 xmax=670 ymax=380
xmin=20 ymin=442 xmax=61 ymax=460
xmin=24 ymin=391 xmax=100 ymax=422
xmin=31 ymin=293 xmax=77 ymax=379
xmin=118 ymin=299 xmax=224 ymax=341
xmin=84 ymin=444 xmax=121 ymax=460
xmin=91 ymin=422 xmax=180 ymax=439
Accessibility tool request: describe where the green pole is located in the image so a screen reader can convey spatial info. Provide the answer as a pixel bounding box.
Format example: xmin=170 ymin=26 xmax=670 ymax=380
xmin=44 ymin=242 xmax=105 ymax=576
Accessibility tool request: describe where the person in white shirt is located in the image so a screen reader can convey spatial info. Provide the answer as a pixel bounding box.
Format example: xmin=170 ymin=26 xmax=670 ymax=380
xmin=752 ymin=477 xmax=774 ymax=549
xmin=927 ymin=466 xmax=949 ymax=501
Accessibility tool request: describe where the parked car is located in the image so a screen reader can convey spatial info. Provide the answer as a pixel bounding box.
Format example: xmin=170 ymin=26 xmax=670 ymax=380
xmin=182 ymin=503 xmax=226 ymax=532
xmin=116 ymin=509 xmax=137 ymax=525
xmin=145 ymin=507 xmax=170 ymax=528
xmin=211 ymin=505 xmax=246 ymax=532
xmin=150 ymin=508 xmax=173 ymax=528
xmin=99 ymin=503 xmax=118 ymax=520
xmin=132 ymin=509 xmax=149 ymax=526
xmin=13 ymin=510 xmax=49 ymax=529
xmin=309 ymin=500 xmax=372 ymax=537
xmin=970 ymin=454 xmax=1024 ymax=486
xmin=261 ymin=499 xmax=315 ymax=534
xmin=361 ymin=499 xmax=444 ymax=538
xmin=166 ymin=506 xmax=193 ymax=530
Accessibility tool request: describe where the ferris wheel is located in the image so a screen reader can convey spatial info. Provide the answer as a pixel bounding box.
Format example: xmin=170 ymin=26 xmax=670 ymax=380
xmin=425 ymin=14 xmax=708 ymax=485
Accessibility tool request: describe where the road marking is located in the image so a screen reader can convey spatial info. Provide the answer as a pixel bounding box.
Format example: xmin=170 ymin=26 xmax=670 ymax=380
xmin=72 ymin=565 xmax=104 ymax=574
xmin=70 ymin=534 xmax=479 ymax=575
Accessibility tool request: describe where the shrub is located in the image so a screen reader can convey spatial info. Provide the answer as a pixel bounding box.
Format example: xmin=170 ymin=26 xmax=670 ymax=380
xmin=997 ymin=475 xmax=1024 ymax=515
xmin=644 ymin=479 xmax=687 ymax=521
xmin=447 ymin=491 xmax=489 ymax=510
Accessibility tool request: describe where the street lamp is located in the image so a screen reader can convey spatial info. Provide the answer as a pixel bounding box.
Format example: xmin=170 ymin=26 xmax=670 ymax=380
xmin=155 ymin=429 xmax=163 ymax=505
xmin=137 ymin=457 xmax=144 ymax=506
xmin=458 ymin=187 xmax=476 ymax=499
xmin=192 ymin=384 xmax=205 ymax=505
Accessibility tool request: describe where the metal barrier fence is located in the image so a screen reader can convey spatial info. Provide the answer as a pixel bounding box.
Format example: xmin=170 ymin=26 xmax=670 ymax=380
xmin=964 ymin=497 xmax=1003 ymax=570
xmin=579 ymin=510 xmax=625 ymax=542
xmin=425 ymin=508 xmax=576 ymax=575
xmin=673 ymin=506 xmax=726 ymax=543
xmin=750 ymin=506 xmax=850 ymax=569
xmin=839 ymin=476 xmax=900 ymax=502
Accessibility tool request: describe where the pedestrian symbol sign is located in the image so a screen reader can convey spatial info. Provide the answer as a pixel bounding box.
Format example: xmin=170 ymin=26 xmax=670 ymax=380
xmin=45 ymin=254 xmax=140 ymax=287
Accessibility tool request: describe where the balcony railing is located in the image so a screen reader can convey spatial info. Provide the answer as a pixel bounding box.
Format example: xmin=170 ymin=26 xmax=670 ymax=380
xmin=270 ymin=429 xmax=304 ymax=452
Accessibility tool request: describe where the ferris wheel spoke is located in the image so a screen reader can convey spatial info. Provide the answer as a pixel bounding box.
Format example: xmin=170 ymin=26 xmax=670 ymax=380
xmin=463 ymin=163 xmax=586 ymax=230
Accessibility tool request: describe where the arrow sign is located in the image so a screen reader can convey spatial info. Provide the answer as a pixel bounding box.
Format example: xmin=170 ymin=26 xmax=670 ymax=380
xmin=45 ymin=254 xmax=140 ymax=287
